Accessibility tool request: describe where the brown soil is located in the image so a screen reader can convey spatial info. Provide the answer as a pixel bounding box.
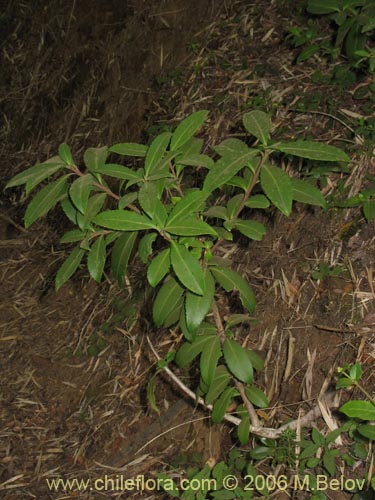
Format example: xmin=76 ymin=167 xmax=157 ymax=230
xmin=1 ymin=1 xmax=374 ymax=499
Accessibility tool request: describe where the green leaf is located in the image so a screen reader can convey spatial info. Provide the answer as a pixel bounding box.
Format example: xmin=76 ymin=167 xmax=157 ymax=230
xmin=307 ymin=0 xmax=340 ymax=14
xmin=24 ymin=175 xmax=69 ymax=228
xmin=60 ymin=229 xmax=85 ymax=243
xmin=55 ymin=247 xmax=85 ymax=290
xmin=94 ymin=210 xmax=156 ymax=231
xmin=297 ymin=45 xmax=320 ymax=63
xmin=111 ymin=232 xmax=137 ymax=286
xmin=357 ymin=424 xmax=375 ymax=440
xmin=291 ymin=178 xmax=326 ymax=207
xmin=243 ymin=110 xmax=271 ymax=145
xmin=81 ymin=193 xmax=107 ymax=229
xmin=212 ymin=387 xmax=236 ymax=423
xmin=234 ymin=220 xmax=266 ymax=241
xmin=185 ymin=270 xmax=215 ymax=333
xmin=226 ymin=195 xmax=244 ymax=219
xmin=203 ymin=206 xmax=228 ymax=220
xmin=275 ymin=141 xmax=350 ymax=162
xmin=88 ymin=235 xmax=106 ymax=283
xmin=147 ymin=372 xmax=160 ymax=414
xmin=58 ymin=143 xmax=74 ymax=165
xmin=153 ymin=278 xmax=184 ymax=327
xmin=166 ymin=216 xmax=217 ymax=237
xmin=84 ymin=146 xmax=108 ymax=171
xmin=210 ymin=267 xmax=256 ymax=314
xmin=147 ymin=248 xmax=171 ymax=287
xmin=205 ymin=366 xmax=231 ymax=405
xmin=138 ymin=182 xmax=167 ymax=228
xmin=147 ymin=150 xmax=177 ymax=180
xmin=200 ymin=336 xmax=222 ymax=385
xmin=167 ymin=191 xmax=208 ymax=226
xmin=92 ymin=163 xmax=143 ymax=182
xmin=238 ymin=412 xmax=250 ymax=445
xmin=363 ymin=199 xmax=375 ymax=222
xmin=246 ymin=350 xmax=265 ymax=372
xmin=260 ymin=164 xmax=293 ymax=216
xmin=214 ymin=138 xmax=250 ymax=157
xmin=177 ymin=154 xmax=214 ymax=169
xmin=170 ymin=110 xmax=209 ymax=151
xmin=109 ymin=142 xmax=147 ymax=157
xmin=175 ymin=334 xmax=216 ymax=368
xmin=6 ymin=159 xmax=64 ymax=193
xmin=145 ymin=132 xmax=171 ymax=177
xmin=223 ymin=339 xmax=253 ymax=384
xmin=118 ymin=192 xmax=138 ymax=209
xmin=171 ymin=241 xmax=205 ymax=295
xmin=138 ymin=233 xmax=158 ymax=263
xmin=245 ymin=194 xmax=270 ymax=209
xmin=245 ymin=386 xmax=269 ymax=408
xmin=69 ymin=174 xmax=94 ymax=214
xmin=349 ymin=363 xmax=363 ymax=381
xmin=323 ymin=450 xmax=336 ymax=477
xmin=61 ymin=197 xmax=78 ymax=224
xmin=203 ymin=150 xmax=259 ymax=193
xmin=340 ymin=401 xmax=375 ymax=420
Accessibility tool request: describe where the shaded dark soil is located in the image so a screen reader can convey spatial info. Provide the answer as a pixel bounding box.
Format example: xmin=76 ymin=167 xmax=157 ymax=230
xmin=1 ymin=1 xmax=375 ymax=499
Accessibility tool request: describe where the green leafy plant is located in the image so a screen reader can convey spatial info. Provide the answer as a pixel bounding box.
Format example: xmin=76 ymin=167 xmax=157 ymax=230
xmin=6 ymin=109 xmax=350 ymax=446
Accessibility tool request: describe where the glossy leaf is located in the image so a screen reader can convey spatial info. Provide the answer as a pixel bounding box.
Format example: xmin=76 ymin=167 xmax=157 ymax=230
xmin=211 ymin=266 xmax=256 ymax=314
xmin=92 ymin=163 xmax=143 ymax=182
xmin=88 ymin=235 xmax=106 ymax=283
xmin=200 ymin=336 xmax=222 ymax=385
xmin=243 ymin=110 xmax=271 ymax=145
xmin=55 ymin=247 xmax=85 ymax=290
xmin=153 ymin=278 xmax=184 ymax=327
xmin=234 ymin=220 xmax=266 ymax=241
xmin=69 ymin=173 xmax=94 ymax=214
xmin=212 ymin=387 xmax=236 ymax=423
xmin=291 ymin=179 xmax=326 ymax=207
xmin=111 ymin=232 xmax=137 ymax=286
xmin=166 ymin=216 xmax=217 ymax=237
xmin=275 ymin=141 xmax=350 ymax=162
xmin=205 ymin=366 xmax=231 ymax=404
xmin=185 ymin=269 xmax=215 ymax=333
xmin=260 ymin=164 xmax=293 ymax=216
xmin=145 ymin=132 xmax=171 ymax=177
xmin=167 ymin=191 xmax=207 ymax=226
xmin=340 ymin=401 xmax=375 ymax=420
xmin=223 ymin=338 xmax=253 ymax=384
xmin=25 ymin=175 xmax=69 ymax=228
xmin=170 ymin=242 xmax=205 ymax=295
xmin=245 ymin=194 xmax=270 ymax=209
xmin=203 ymin=150 xmax=258 ymax=193
xmin=138 ymin=233 xmax=157 ymax=263
xmin=147 ymin=248 xmax=170 ymax=287
xmin=84 ymin=146 xmax=108 ymax=171
xmin=94 ymin=210 xmax=156 ymax=231
xmin=170 ymin=110 xmax=209 ymax=151
xmin=58 ymin=143 xmax=74 ymax=165
xmin=245 ymin=386 xmax=269 ymax=408
xmin=176 ymin=334 xmax=216 ymax=368
xmin=109 ymin=142 xmax=147 ymax=157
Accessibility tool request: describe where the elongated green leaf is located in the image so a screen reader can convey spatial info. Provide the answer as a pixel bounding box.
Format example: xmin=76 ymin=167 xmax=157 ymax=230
xmin=147 ymin=150 xmax=177 ymax=181
xmin=200 ymin=336 xmax=222 ymax=385
xmin=138 ymin=233 xmax=157 ymax=263
xmin=238 ymin=412 xmax=250 ymax=445
xmin=340 ymin=401 xmax=375 ymax=420
xmin=170 ymin=110 xmax=209 ymax=151
xmin=246 ymin=349 xmax=265 ymax=372
xmin=153 ymin=278 xmax=184 ymax=327
xmin=167 ymin=191 xmax=208 ymax=226
xmin=212 ymin=387 xmax=236 ymax=423
xmin=363 ymin=199 xmax=375 ymax=222
xmin=357 ymin=424 xmax=375 ymax=440
xmin=94 ymin=210 xmax=156 ymax=231
xmin=307 ymin=0 xmax=340 ymax=15
xmin=145 ymin=132 xmax=171 ymax=177
xmin=275 ymin=141 xmax=350 ymax=162
xmin=118 ymin=192 xmax=138 ymax=209
xmin=92 ymin=164 xmax=143 ymax=182
xmin=226 ymin=195 xmax=243 ymax=219
xmin=245 ymin=386 xmax=269 ymax=408
xmin=260 ymin=164 xmax=293 ymax=216
xmin=58 ymin=143 xmax=74 ymax=165
xmin=291 ymin=178 xmax=326 ymax=207
xmin=210 ymin=267 xmax=255 ymax=314
xmin=245 ymin=194 xmax=270 ymax=209
xmin=214 ymin=138 xmax=250 ymax=157
xmin=60 ymin=229 xmax=85 ymax=243
xmin=147 ymin=248 xmax=171 ymax=287
xmin=234 ymin=220 xmax=266 ymax=241
xmin=177 ymin=154 xmax=214 ymax=169
xmin=243 ymin=110 xmax=271 ymax=145
xmin=223 ymin=339 xmax=253 ymax=384
xmin=171 ymin=242 xmax=205 ymax=295
xmin=6 ymin=156 xmax=64 ymax=190
xmin=203 ymin=150 xmax=258 ymax=193
xmin=138 ymin=182 xmax=167 ymax=228
xmin=84 ymin=146 xmax=108 ymax=171
xmin=185 ymin=270 xmax=215 ymax=333
xmin=203 ymin=206 xmax=228 ymax=220
xmin=111 ymin=232 xmax=137 ymax=286
xmin=147 ymin=372 xmax=160 ymax=414
xmin=205 ymin=365 xmax=231 ymax=404
xmin=82 ymin=193 xmax=107 ymax=228
xmin=55 ymin=247 xmax=85 ymax=290
xmin=109 ymin=142 xmax=147 ymax=157
xmin=61 ymin=197 xmax=78 ymax=224
xmin=88 ymin=235 xmax=106 ymax=283
xmin=175 ymin=334 xmax=216 ymax=368
xmin=69 ymin=173 xmax=94 ymax=214
xmin=25 ymin=175 xmax=69 ymax=228
xmin=166 ymin=216 xmax=217 ymax=237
